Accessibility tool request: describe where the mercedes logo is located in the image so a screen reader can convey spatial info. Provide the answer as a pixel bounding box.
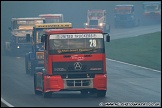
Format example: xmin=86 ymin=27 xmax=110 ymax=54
xmin=74 ymin=62 xmax=82 ymax=70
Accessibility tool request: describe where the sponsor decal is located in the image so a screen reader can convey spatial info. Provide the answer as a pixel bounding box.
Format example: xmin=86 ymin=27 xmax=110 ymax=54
xmin=71 ymin=55 xmax=84 ymax=61
xmin=57 ymin=48 xmax=93 ymax=53
xmin=54 ymin=68 xmax=66 ymax=71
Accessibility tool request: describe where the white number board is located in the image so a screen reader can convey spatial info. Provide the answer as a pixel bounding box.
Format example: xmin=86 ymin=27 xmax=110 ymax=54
xmin=50 ymin=33 xmax=103 ymax=39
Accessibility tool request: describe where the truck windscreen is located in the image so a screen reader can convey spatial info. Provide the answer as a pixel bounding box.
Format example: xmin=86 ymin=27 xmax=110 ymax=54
xmin=49 ymin=33 xmax=104 ymax=54
xmin=43 ymin=17 xmax=62 ymax=23
xmin=89 ymin=20 xmax=98 ymax=25
xmin=145 ymin=5 xmax=159 ymax=11
xmin=115 ymin=7 xmax=132 ymax=14
xmin=12 ymin=20 xmax=44 ymax=29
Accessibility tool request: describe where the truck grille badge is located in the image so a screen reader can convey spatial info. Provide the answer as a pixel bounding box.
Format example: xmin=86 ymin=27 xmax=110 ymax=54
xmin=74 ymin=62 xmax=82 ymax=70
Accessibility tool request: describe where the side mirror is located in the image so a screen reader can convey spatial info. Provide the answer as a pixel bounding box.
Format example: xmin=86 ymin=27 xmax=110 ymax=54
xmin=42 ymin=68 xmax=47 ymax=74
xmin=41 ymin=34 xmax=47 ymax=43
xmin=104 ymin=33 xmax=110 ymax=42
xmin=106 ymin=24 xmax=110 ymax=33
xmin=8 ymin=27 xmax=12 ymax=31
xmin=26 ymin=34 xmax=30 ymax=42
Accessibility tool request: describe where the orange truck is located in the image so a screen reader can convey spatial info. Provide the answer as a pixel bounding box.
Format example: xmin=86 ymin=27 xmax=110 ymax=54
xmin=34 ymin=28 xmax=110 ymax=98
xmin=5 ymin=17 xmax=45 ymax=56
xmin=142 ymin=2 xmax=161 ymax=16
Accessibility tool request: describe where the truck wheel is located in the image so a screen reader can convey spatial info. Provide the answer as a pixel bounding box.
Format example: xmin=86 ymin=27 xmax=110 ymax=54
xmin=137 ymin=19 xmax=140 ymax=27
xmin=25 ymin=54 xmax=29 ymax=74
xmin=30 ymin=61 xmax=34 ymax=76
xmin=89 ymin=89 xmax=97 ymax=95
xmin=3 ymin=42 xmax=6 ymax=56
xmin=34 ymin=74 xmax=42 ymax=95
xmin=115 ymin=23 xmax=119 ymax=28
xmin=80 ymin=90 xmax=89 ymax=95
xmin=97 ymin=90 xmax=106 ymax=97
xmin=42 ymin=77 xmax=52 ymax=98
xmin=43 ymin=92 xmax=52 ymax=98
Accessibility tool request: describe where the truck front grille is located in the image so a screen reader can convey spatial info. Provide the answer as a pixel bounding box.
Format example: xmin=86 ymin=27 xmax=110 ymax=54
xmin=66 ymin=80 xmax=90 ymax=87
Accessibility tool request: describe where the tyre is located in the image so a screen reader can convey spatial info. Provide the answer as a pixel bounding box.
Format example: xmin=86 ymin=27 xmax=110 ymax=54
xmin=137 ymin=19 xmax=140 ymax=27
xmin=114 ymin=23 xmax=118 ymax=28
xmin=4 ymin=42 xmax=10 ymax=56
xmin=89 ymin=89 xmax=97 ymax=95
xmin=42 ymin=76 xmax=52 ymax=98
xmin=80 ymin=90 xmax=89 ymax=95
xmin=25 ymin=54 xmax=29 ymax=74
xmin=97 ymin=90 xmax=106 ymax=97
xmin=30 ymin=61 xmax=34 ymax=76
xmin=43 ymin=92 xmax=52 ymax=98
xmin=34 ymin=74 xmax=42 ymax=95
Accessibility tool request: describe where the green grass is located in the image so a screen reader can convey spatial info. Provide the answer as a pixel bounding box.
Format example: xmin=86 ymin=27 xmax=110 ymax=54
xmin=105 ymin=32 xmax=161 ymax=71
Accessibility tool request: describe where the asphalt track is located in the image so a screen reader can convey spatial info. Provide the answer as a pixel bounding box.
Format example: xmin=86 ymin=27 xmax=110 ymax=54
xmin=1 ymin=24 xmax=161 ymax=107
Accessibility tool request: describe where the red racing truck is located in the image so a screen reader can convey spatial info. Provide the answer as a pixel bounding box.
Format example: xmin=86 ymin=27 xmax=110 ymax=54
xmin=34 ymin=28 xmax=110 ymax=98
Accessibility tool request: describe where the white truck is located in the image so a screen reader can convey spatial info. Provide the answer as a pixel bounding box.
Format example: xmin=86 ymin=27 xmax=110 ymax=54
xmin=84 ymin=10 xmax=110 ymax=33
xmin=39 ymin=14 xmax=64 ymax=23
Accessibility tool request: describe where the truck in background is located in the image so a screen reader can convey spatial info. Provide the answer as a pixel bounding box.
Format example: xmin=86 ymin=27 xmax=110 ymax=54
xmin=25 ymin=23 xmax=72 ymax=76
xmin=34 ymin=28 xmax=110 ymax=98
xmin=114 ymin=5 xmax=140 ymax=28
xmin=142 ymin=2 xmax=161 ymax=16
xmin=142 ymin=2 xmax=161 ymax=23
xmin=39 ymin=14 xmax=64 ymax=23
xmin=4 ymin=17 xmax=45 ymax=56
xmin=83 ymin=10 xmax=110 ymax=33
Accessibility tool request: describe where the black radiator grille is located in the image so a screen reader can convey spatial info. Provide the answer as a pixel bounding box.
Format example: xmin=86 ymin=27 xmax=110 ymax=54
xmin=52 ymin=61 xmax=103 ymax=74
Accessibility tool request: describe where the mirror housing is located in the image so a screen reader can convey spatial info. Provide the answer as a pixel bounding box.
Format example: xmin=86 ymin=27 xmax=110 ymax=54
xmin=104 ymin=33 xmax=110 ymax=42
xmin=106 ymin=24 xmax=110 ymax=33
xmin=42 ymin=68 xmax=47 ymax=74
xmin=41 ymin=34 xmax=47 ymax=43
xmin=26 ymin=34 xmax=30 ymax=42
xmin=8 ymin=27 xmax=12 ymax=31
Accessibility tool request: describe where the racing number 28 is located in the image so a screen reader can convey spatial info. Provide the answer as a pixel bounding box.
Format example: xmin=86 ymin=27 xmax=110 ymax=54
xmin=89 ymin=39 xmax=96 ymax=47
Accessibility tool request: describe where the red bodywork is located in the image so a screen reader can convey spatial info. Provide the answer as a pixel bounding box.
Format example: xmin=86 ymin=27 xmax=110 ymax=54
xmin=36 ymin=28 xmax=107 ymax=92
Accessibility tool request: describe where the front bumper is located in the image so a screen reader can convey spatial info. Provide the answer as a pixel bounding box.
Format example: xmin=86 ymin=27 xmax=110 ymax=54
xmin=43 ymin=74 xmax=107 ymax=92
xmin=32 ymin=59 xmax=44 ymax=72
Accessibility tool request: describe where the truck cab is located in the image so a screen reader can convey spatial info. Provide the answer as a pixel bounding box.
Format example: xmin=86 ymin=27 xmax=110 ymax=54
xmin=114 ymin=5 xmax=139 ymax=28
xmin=25 ymin=23 xmax=72 ymax=76
xmin=142 ymin=2 xmax=161 ymax=16
xmin=4 ymin=17 xmax=45 ymax=56
xmin=142 ymin=2 xmax=161 ymax=23
xmin=34 ymin=28 xmax=110 ymax=98
xmin=39 ymin=14 xmax=64 ymax=23
xmin=84 ymin=10 xmax=110 ymax=33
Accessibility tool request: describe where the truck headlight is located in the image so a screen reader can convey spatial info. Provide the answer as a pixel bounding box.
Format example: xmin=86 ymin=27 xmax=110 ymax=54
xmin=36 ymin=52 xmax=44 ymax=59
xmin=17 ymin=46 xmax=20 ymax=48
xmin=131 ymin=15 xmax=134 ymax=18
xmin=85 ymin=23 xmax=88 ymax=26
xmin=99 ymin=23 xmax=103 ymax=26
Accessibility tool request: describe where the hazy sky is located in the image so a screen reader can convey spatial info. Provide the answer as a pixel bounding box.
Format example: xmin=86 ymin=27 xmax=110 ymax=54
xmin=1 ymin=1 xmax=159 ymax=41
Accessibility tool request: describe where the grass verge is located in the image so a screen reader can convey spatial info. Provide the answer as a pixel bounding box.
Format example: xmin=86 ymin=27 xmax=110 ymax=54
xmin=105 ymin=32 xmax=161 ymax=71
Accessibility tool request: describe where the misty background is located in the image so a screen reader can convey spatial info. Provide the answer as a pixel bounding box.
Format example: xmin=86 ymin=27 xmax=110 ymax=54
xmin=1 ymin=1 xmax=160 ymax=41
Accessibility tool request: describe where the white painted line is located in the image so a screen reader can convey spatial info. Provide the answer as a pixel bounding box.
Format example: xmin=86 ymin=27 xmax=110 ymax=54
xmin=1 ymin=97 xmax=14 ymax=107
xmin=106 ymin=58 xmax=161 ymax=73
